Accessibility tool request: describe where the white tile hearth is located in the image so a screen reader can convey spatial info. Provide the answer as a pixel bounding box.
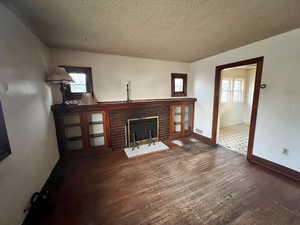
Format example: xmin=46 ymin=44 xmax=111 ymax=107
xmin=124 ymin=141 xmax=169 ymax=158
xmin=171 ymin=140 xmax=183 ymax=147
xmin=189 ymin=138 xmax=199 ymax=143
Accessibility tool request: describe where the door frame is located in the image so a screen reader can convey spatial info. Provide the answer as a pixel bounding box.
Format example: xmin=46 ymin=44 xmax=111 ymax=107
xmin=211 ymin=56 xmax=264 ymax=160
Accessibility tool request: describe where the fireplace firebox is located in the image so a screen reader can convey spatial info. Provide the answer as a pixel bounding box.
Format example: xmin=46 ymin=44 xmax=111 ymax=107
xmin=127 ymin=116 xmax=159 ymax=147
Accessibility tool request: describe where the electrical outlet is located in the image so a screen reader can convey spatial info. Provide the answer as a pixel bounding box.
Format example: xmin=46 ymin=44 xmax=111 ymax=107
xmin=282 ymin=148 xmax=289 ymax=155
xmin=195 ymin=128 xmax=203 ymax=134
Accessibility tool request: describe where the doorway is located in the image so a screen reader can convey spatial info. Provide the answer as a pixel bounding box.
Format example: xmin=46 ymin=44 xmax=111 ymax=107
xmin=211 ymin=57 xmax=264 ymax=160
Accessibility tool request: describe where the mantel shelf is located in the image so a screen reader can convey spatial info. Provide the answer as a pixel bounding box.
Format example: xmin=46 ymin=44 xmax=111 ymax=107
xmin=52 ymin=97 xmax=196 ymax=156
xmin=52 ymin=98 xmax=196 ymax=113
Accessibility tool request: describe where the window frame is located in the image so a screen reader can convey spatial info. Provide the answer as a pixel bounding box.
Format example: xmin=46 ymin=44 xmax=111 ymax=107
xmin=59 ymin=66 xmax=94 ymax=100
xmin=171 ymin=73 xmax=187 ymax=97
xmin=221 ymin=79 xmax=232 ymax=103
xmin=220 ymin=76 xmax=245 ymax=104
xmin=233 ymin=78 xmax=245 ymax=103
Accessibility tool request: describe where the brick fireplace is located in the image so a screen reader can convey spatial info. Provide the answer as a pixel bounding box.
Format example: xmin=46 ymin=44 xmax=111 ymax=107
xmin=126 ymin=116 xmax=159 ymax=147
xmin=110 ymin=105 xmax=169 ymax=151
xmin=51 ymin=98 xmax=196 ymax=157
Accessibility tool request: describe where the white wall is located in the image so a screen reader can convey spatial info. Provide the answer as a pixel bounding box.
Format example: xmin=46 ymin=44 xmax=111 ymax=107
xmin=191 ymin=28 xmax=300 ymax=172
xmin=0 ymin=4 xmax=59 ymax=225
xmin=51 ymin=49 xmax=191 ymax=103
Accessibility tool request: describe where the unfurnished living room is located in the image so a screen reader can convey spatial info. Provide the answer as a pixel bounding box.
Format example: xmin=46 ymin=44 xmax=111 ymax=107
xmin=0 ymin=1 xmax=300 ymax=225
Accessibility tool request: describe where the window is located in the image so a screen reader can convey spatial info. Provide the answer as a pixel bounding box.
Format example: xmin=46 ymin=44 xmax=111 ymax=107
xmin=221 ymin=79 xmax=231 ymax=103
xmin=60 ymin=66 xmax=93 ymax=99
xmin=171 ymin=73 xmax=187 ymax=97
xmin=174 ymin=78 xmax=184 ymax=92
xmin=221 ymin=77 xmax=244 ymax=103
xmin=233 ymin=79 xmax=244 ymax=103
xmin=69 ymin=73 xmax=87 ymax=93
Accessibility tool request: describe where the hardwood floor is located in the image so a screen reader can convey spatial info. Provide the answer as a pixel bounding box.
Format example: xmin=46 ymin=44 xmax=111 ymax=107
xmin=41 ymin=137 xmax=300 ymax=225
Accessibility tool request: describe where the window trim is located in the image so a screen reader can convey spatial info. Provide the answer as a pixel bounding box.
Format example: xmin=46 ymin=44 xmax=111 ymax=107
xmin=171 ymin=73 xmax=187 ymax=97
xmin=59 ymin=66 xmax=94 ymax=100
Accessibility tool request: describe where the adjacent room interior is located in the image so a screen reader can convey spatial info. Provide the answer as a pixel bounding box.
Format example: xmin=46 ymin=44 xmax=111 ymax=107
xmin=0 ymin=1 xmax=300 ymax=225
xmin=218 ymin=64 xmax=257 ymax=155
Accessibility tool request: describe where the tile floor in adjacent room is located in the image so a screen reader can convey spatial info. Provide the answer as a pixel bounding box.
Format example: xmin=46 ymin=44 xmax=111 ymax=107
xmin=218 ymin=124 xmax=250 ymax=155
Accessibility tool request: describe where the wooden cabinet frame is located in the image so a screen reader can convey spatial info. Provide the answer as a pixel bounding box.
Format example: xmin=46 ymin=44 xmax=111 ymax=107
xmin=55 ymin=111 xmax=111 ymax=158
xmin=170 ymin=104 xmax=183 ymax=136
xmin=170 ymin=103 xmax=194 ymax=137
xmin=52 ymin=98 xmax=196 ymax=158
xmin=85 ymin=110 xmax=111 ymax=151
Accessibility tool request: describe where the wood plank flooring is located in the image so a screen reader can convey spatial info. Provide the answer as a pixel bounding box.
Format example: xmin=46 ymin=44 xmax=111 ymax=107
xmin=41 ymin=137 xmax=300 ymax=225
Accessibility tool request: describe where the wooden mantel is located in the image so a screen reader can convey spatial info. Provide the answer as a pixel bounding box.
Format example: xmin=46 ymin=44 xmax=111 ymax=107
xmin=51 ymin=98 xmax=196 ymax=154
xmin=51 ymin=98 xmax=197 ymax=112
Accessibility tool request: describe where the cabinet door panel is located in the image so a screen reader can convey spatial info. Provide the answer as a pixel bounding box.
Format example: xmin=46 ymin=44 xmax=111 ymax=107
xmin=175 ymin=124 xmax=182 ymax=132
xmin=183 ymin=122 xmax=189 ymax=130
xmin=89 ymin=123 xmax=104 ymax=134
xmin=87 ymin=112 xmax=106 ymax=148
xmin=62 ymin=113 xmax=84 ymax=152
xmin=90 ymin=136 xmax=105 ymax=147
xmin=183 ymin=104 xmax=193 ymax=132
xmin=65 ymin=126 xmax=82 ymax=138
xmin=89 ymin=113 xmax=103 ymax=122
xmin=172 ymin=105 xmax=182 ymax=134
xmin=63 ymin=115 xmax=80 ymax=125
xmin=170 ymin=103 xmax=194 ymax=137
xmin=67 ymin=140 xmax=83 ymax=151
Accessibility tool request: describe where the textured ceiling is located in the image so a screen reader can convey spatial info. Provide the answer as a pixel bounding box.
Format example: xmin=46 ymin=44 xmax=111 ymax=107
xmin=3 ymin=0 xmax=300 ymax=62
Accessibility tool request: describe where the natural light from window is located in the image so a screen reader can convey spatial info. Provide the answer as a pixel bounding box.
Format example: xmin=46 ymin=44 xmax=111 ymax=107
xmin=69 ymin=73 xmax=87 ymax=93
xmin=221 ymin=78 xmax=244 ymax=103
xmin=174 ymin=78 xmax=183 ymax=92
xmin=221 ymin=80 xmax=231 ymax=103
xmin=233 ymin=79 xmax=244 ymax=102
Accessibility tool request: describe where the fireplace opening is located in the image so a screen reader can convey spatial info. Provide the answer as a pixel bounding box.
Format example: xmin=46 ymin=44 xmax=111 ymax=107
xmin=127 ymin=116 xmax=159 ymax=147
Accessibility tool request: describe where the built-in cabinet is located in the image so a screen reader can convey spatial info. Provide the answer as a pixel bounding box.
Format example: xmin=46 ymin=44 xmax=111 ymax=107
xmin=63 ymin=113 xmax=83 ymax=151
xmin=52 ymin=98 xmax=195 ymax=158
xmin=170 ymin=103 xmax=194 ymax=137
xmin=54 ymin=110 xmax=110 ymax=158
xmin=87 ymin=112 xmax=106 ymax=148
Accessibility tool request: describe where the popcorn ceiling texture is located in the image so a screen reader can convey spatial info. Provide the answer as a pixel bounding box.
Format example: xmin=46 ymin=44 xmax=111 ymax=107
xmin=3 ymin=0 xmax=300 ymax=62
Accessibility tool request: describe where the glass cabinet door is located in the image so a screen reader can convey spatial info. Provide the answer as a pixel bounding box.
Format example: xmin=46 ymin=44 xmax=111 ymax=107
xmin=63 ymin=114 xmax=83 ymax=151
xmin=88 ymin=112 xmax=105 ymax=148
xmin=171 ymin=103 xmax=193 ymax=136
xmin=173 ymin=105 xmax=182 ymax=133
xmin=183 ymin=104 xmax=193 ymax=131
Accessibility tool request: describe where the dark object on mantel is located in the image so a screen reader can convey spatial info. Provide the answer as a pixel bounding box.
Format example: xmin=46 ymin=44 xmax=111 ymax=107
xmin=51 ymin=98 xmax=196 ymax=112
